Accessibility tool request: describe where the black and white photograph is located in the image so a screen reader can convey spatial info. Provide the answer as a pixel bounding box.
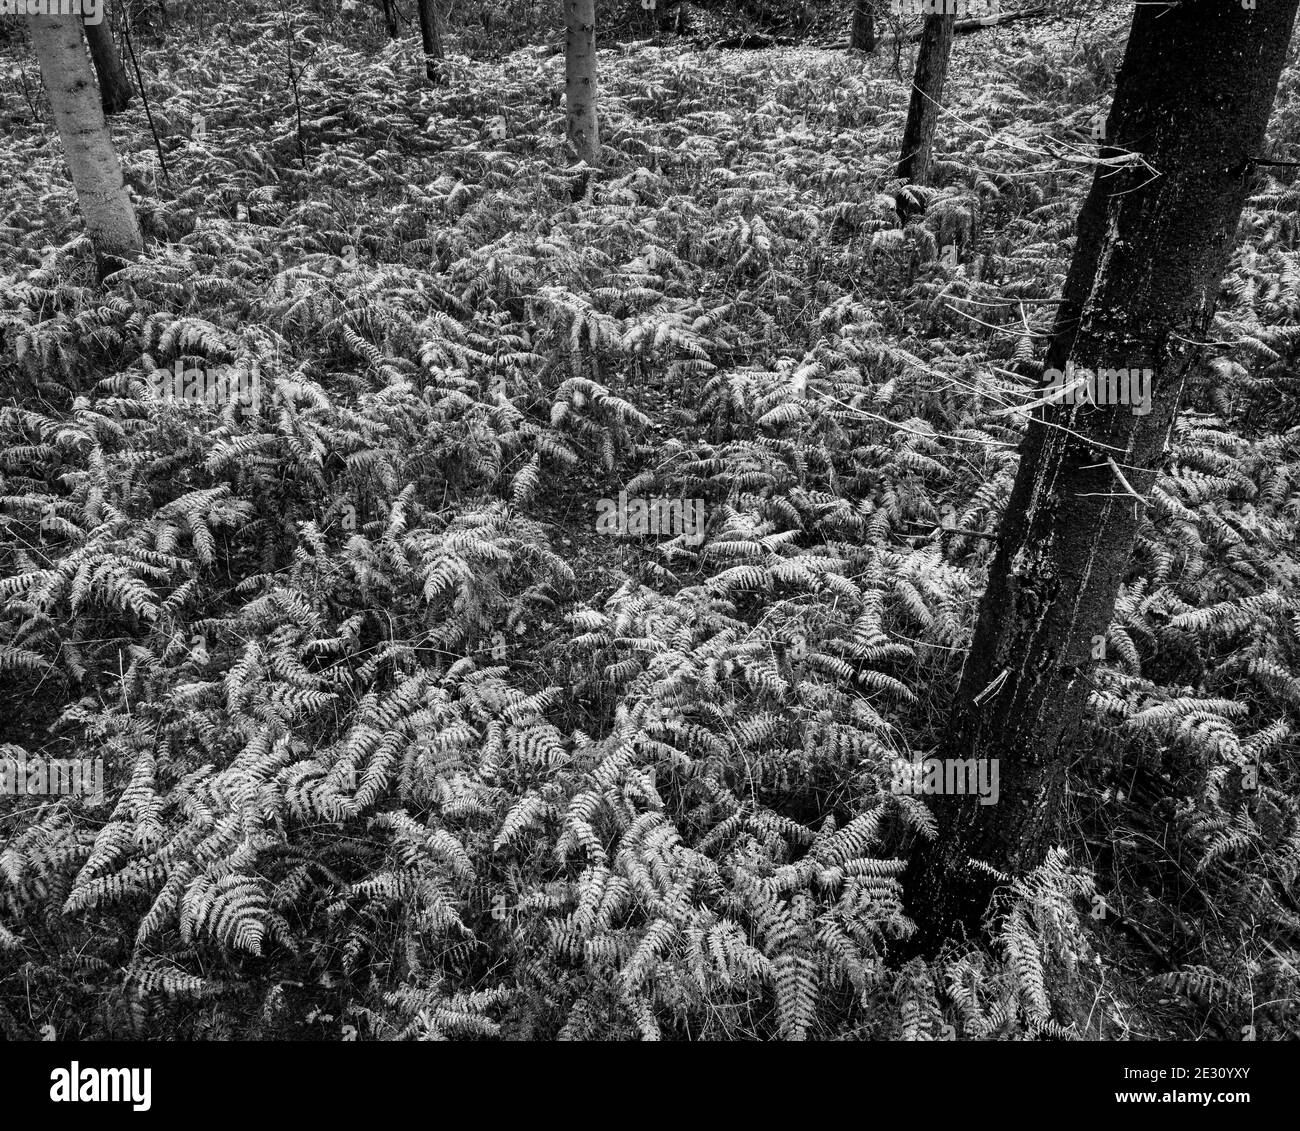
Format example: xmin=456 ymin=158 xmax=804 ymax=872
xmin=0 ymin=0 xmax=1295 ymax=1108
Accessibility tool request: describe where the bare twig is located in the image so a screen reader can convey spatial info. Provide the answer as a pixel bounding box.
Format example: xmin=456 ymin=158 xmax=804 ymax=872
xmin=121 ymin=10 xmax=172 ymax=192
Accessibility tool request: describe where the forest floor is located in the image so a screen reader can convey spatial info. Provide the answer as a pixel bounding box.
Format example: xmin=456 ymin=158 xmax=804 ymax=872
xmin=1 ymin=6 xmax=1298 ymax=1040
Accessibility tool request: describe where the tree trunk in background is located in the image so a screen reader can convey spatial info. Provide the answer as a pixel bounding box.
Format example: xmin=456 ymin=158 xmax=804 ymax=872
xmin=381 ymin=0 xmax=398 ymax=38
xmin=85 ymin=10 xmax=133 ymax=115
xmin=850 ymin=0 xmax=875 ymax=52
xmin=416 ymin=0 xmax=443 ymax=84
xmin=28 ymin=13 xmax=143 ymax=278
xmin=564 ymin=0 xmax=599 ymax=167
xmin=895 ymin=11 xmax=954 ymax=213
xmin=904 ymin=0 xmax=1300 ymax=953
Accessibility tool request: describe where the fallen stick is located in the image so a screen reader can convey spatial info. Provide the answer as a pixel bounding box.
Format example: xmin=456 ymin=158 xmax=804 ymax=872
xmin=703 ymin=33 xmax=800 ymax=50
xmin=830 ymin=6 xmax=1049 ymax=50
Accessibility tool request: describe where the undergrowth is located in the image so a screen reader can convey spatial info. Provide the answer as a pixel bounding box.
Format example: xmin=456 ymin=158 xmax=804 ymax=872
xmin=0 ymin=6 xmax=1297 ymax=1039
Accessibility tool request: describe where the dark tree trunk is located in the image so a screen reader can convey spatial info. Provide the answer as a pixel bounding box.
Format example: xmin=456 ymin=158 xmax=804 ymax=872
xmin=564 ymin=0 xmax=599 ymax=168
xmin=895 ymin=12 xmax=954 ymax=209
xmin=85 ymin=10 xmax=133 ymax=115
xmin=851 ymin=0 xmax=875 ymax=52
xmin=904 ymin=0 xmax=1300 ymax=953
xmin=416 ymin=0 xmax=444 ymax=83
xmin=381 ymin=0 xmax=398 ymax=38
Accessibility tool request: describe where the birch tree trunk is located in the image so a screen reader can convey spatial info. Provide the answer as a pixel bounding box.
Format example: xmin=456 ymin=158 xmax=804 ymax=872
xmin=28 ymin=12 xmax=143 ymax=277
xmin=905 ymin=0 xmax=1300 ymax=951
